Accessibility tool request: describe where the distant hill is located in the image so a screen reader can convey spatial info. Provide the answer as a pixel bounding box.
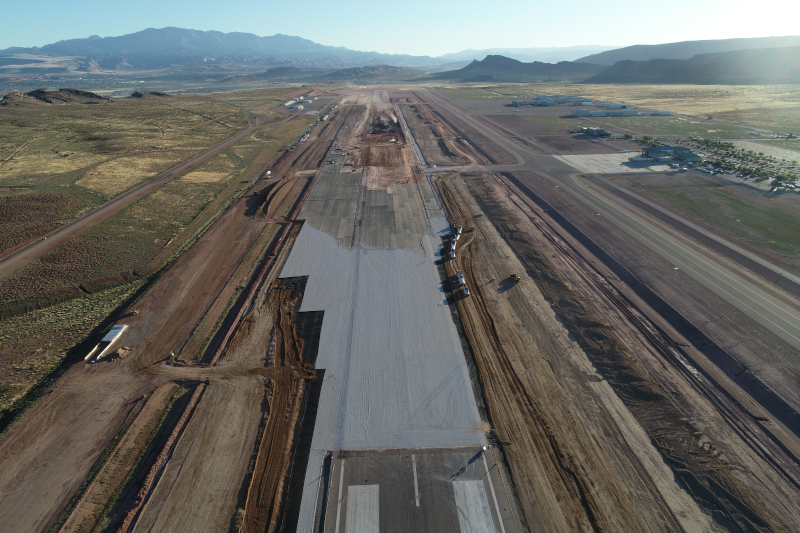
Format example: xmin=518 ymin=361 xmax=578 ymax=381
xmin=258 ymin=67 xmax=315 ymax=79
xmin=0 ymin=27 xmax=442 ymax=71
xmin=583 ymin=46 xmax=800 ymax=84
xmin=439 ymin=45 xmax=615 ymax=64
xmin=435 ymin=55 xmax=605 ymax=82
xmin=316 ymin=65 xmax=424 ymax=82
xmin=576 ymin=35 xmax=800 ymax=65
xmin=1 ymin=88 xmax=112 ymax=105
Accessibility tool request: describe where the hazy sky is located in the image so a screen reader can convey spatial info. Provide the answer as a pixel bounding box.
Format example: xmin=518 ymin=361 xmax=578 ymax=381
xmin=2 ymin=0 xmax=797 ymax=56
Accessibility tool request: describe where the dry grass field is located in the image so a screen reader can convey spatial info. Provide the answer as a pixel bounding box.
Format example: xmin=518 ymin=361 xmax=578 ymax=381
xmin=0 ymin=88 xmax=297 ymax=205
xmin=437 ymin=84 xmax=800 ymax=132
xmin=606 ymin=172 xmax=800 ymax=266
xmin=0 ymin=89 xmax=301 ymax=266
xmin=0 ymin=281 xmax=144 ymax=414
xmin=0 ymin=115 xmax=314 ymax=313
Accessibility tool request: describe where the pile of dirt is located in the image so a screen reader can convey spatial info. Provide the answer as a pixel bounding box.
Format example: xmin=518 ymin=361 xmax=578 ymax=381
xmin=23 ymin=88 xmax=112 ymax=104
xmin=369 ymin=115 xmax=399 ymax=134
xmin=361 ymin=143 xmax=404 ymax=168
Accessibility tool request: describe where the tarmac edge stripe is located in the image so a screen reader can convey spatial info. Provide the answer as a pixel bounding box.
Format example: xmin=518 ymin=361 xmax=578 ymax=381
xmin=412 ymin=454 xmax=420 ymax=507
xmin=334 ymin=457 xmax=346 ymax=533
xmin=483 ymin=454 xmax=506 ymax=533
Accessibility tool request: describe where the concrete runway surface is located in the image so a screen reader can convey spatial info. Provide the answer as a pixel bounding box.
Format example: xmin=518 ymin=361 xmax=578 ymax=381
xmin=282 ymin=148 xmax=486 ymax=530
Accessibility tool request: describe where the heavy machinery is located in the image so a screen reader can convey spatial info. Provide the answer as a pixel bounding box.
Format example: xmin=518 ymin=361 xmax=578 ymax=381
xmin=510 ymin=274 xmax=521 ymax=284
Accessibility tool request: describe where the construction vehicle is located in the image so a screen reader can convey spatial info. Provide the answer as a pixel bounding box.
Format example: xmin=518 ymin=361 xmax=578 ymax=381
xmin=510 ymin=274 xmax=521 ymax=284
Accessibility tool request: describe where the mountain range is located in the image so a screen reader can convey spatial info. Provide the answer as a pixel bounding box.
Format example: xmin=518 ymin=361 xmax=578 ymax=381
xmin=434 ymin=55 xmax=605 ymax=82
xmin=2 ymin=29 xmax=800 ymax=86
xmin=0 ymin=27 xmax=442 ymax=70
xmin=438 ymin=45 xmax=616 ymax=64
xmin=0 ymin=29 xmax=619 ymax=70
xmin=583 ymin=46 xmax=800 ymax=84
xmin=577 ymin=35 xmax=800 ymax=65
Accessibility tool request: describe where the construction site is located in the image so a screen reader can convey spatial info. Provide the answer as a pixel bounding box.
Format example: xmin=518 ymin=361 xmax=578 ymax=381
xmin=1 ymin=86 xmax=800 ymax=533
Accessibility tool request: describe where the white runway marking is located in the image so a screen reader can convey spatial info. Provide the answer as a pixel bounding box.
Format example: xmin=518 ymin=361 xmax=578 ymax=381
xmin=453 ymin=480 xmax=497 ymax=533
xmin=346 ymin=485 xmax=379 ymax=533
xmin=482 ymin=454 xmax=506 ymax=533
xmin=335 ymin=458 xmax=346 ymax=533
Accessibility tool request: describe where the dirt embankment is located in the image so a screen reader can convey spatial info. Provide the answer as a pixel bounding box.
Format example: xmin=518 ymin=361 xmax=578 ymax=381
xmin=237 ymin=280 xmax=317 ymax=533
xmin=438 ymin=176 xmax=650 ymax=531
xmin=58 ymin=383 xmax=180 ymax=533
xmin=396 ymin=102 xmax=471 ymax=167
xmin=435 ymin=174 xmax=794 ymax=531
xmin=113 ymin=382 xmax=205 ymax=532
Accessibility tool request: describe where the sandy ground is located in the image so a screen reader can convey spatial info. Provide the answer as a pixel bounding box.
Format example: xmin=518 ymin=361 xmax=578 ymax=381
xmin=0 ymin=360 xmax=157 ymax=533
xmin=396 ymin=103 xmax=471 ymax=167
xmin=60 ymin=382 xmax=180 ymax=532
xmin=410 ymin=91 xmax=519 ymax=166
xmin=131 ymin=375 xmax=265 ymax=533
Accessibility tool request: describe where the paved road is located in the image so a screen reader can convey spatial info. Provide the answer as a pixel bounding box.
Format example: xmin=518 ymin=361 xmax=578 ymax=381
xmin=419 ymin=90 xmax=800 ymax=352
